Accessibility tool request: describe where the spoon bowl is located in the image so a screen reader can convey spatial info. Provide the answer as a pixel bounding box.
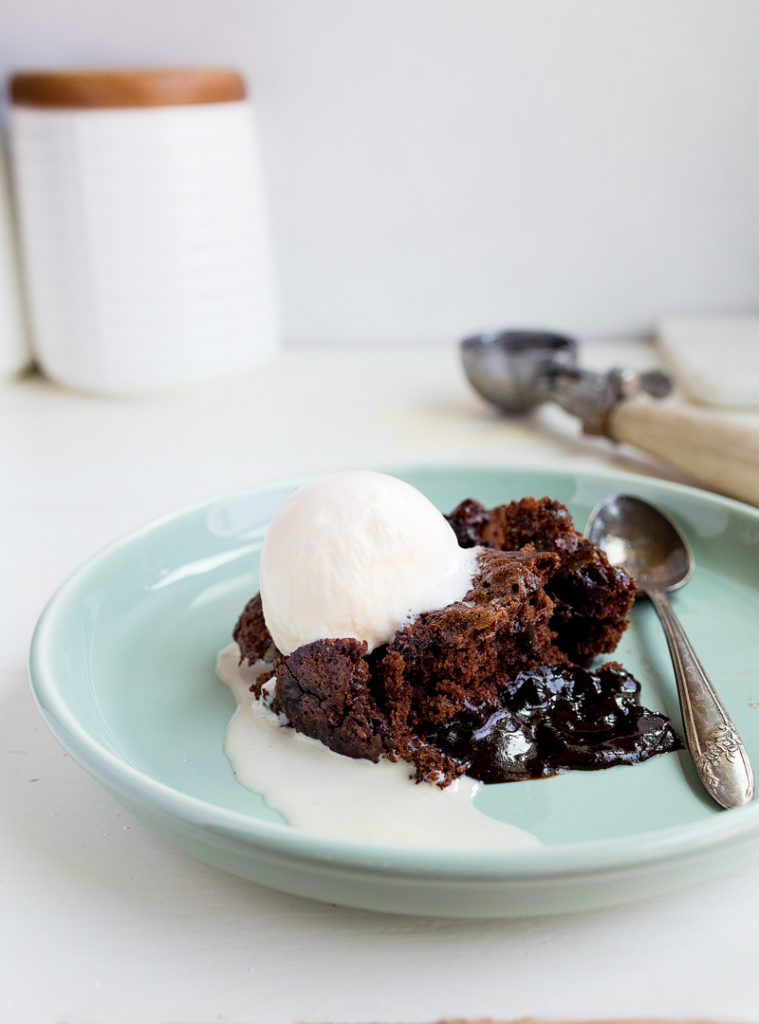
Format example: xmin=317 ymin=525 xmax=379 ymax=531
xmin=587 ymin=494 xmax=754 ymax=809
xmin=586 ymin=494 xmax=693 ymax=593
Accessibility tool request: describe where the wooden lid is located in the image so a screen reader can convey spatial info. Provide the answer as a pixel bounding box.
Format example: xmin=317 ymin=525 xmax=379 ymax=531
xmin=9 ymin=68 xmax=247 ymax=109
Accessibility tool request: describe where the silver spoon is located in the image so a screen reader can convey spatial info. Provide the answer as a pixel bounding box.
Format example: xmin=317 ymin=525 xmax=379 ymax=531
xmin=586 ymin=494 xmax=754 ymax=809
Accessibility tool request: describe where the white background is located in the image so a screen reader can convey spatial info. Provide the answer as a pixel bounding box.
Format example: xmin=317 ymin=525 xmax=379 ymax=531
xmin=3 ymin=0 xmax=759 ymax=346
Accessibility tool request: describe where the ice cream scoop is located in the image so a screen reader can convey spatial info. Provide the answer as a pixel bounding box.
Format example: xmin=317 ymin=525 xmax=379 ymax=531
xmin=461 ymin=330 xmax=759 ymax=506
xmin=259 ymin=471 xmax=478 ymax=655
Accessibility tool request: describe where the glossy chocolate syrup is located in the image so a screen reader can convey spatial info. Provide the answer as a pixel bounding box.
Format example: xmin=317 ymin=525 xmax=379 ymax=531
xmin=427 ymin=662 xmax=681 ymax=784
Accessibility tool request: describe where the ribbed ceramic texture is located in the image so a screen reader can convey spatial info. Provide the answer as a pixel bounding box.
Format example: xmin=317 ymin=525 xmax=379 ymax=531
xmin=29 ymin=466 xmax=759 ymax=916
xmin=0 ymin=138 xmax=28 ymax=375
xmin=12 ymin=101 xmax=277 ymax=392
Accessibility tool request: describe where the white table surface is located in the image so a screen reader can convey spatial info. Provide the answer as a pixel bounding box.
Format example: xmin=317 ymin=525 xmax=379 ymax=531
xmin=3 ymin=339 xmax=759 ymax=1024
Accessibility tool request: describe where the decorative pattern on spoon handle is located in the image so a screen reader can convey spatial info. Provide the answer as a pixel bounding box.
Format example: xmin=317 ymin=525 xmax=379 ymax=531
xmin=695 ymin=723 xmax=743 ymax=788
xmin=647 ymin=588 xmax=754 ymax=809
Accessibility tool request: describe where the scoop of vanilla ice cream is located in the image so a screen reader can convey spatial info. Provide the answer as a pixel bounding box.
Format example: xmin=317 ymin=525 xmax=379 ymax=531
xmin=259 ymin=471 xmax=479 ymax=655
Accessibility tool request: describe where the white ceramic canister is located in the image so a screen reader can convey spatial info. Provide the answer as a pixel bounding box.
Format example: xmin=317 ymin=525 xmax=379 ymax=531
xmin=0 ymin=130 xmax=29 ymax=377
xmin=10 ymin=69 xmax=278 ymax=393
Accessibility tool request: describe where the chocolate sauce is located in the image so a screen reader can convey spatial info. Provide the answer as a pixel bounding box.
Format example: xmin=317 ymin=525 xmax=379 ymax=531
xmin=426 ymin=662 xmax=681 ymax=784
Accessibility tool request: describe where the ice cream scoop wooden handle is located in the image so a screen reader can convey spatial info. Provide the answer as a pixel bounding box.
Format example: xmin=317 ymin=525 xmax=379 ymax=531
xmin=596 ymin=399 xmax=759 ymax=506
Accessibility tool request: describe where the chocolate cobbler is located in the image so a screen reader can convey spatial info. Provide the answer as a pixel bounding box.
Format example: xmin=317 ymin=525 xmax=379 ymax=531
xmin=233 ymin=495 xmax=680 ymax=786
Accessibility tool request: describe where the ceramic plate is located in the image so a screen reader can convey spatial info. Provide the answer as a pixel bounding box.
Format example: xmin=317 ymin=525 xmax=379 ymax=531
xmin=29 ymin=466 xmax=759 ymax=917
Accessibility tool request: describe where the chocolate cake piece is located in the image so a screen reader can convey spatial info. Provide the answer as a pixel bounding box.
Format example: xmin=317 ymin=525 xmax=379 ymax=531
xmin=446 ymin=496 xmax=636 ymax=664
xmin=380 ymin=549 xmax=562 ymax=730
xmin=272 ymin=637 xmax=464 ymax=783
xmin=233 ymin=593 xmax=273 ymax=664
xmin=447 ymin=495 xmax=577 ymax=552
xmin=273 ymin=638 xmax=392 ymax=762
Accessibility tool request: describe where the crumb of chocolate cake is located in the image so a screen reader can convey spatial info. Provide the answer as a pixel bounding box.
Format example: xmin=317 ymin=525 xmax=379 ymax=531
xmin=446 ymin=496 xmax=636 ymax=665
xmin=244 ymin=664 xmax=276 ymax=699
xmin=443 ymin=497 xmax=496 ymax=548
xmin=233 ymin=593 xmax=273 ymax=665
xmin=401 ymin=734 xmax=467 ymax=786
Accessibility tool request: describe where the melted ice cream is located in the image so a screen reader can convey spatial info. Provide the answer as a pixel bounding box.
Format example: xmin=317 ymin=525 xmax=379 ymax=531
xmin=217 ymin=643 xmax=540 ymax=850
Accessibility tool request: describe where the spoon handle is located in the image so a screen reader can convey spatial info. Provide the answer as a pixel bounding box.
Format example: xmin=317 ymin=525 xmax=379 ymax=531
xmin=648 ymin=588 xmax=754 ymax=808
xmin=598 ymin=399 xmax=759 ymax=506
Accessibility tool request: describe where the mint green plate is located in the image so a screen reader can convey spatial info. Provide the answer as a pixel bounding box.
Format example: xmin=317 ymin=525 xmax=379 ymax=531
xmin=29 ymin=467 xmax=759 ymax=917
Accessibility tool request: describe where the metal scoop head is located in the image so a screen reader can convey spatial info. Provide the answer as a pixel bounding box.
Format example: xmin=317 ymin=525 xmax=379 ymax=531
xmin=460 ymin=330 xmax=578 ymax=414
xmin=461 ymin=329 xmax=673 ymax=421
